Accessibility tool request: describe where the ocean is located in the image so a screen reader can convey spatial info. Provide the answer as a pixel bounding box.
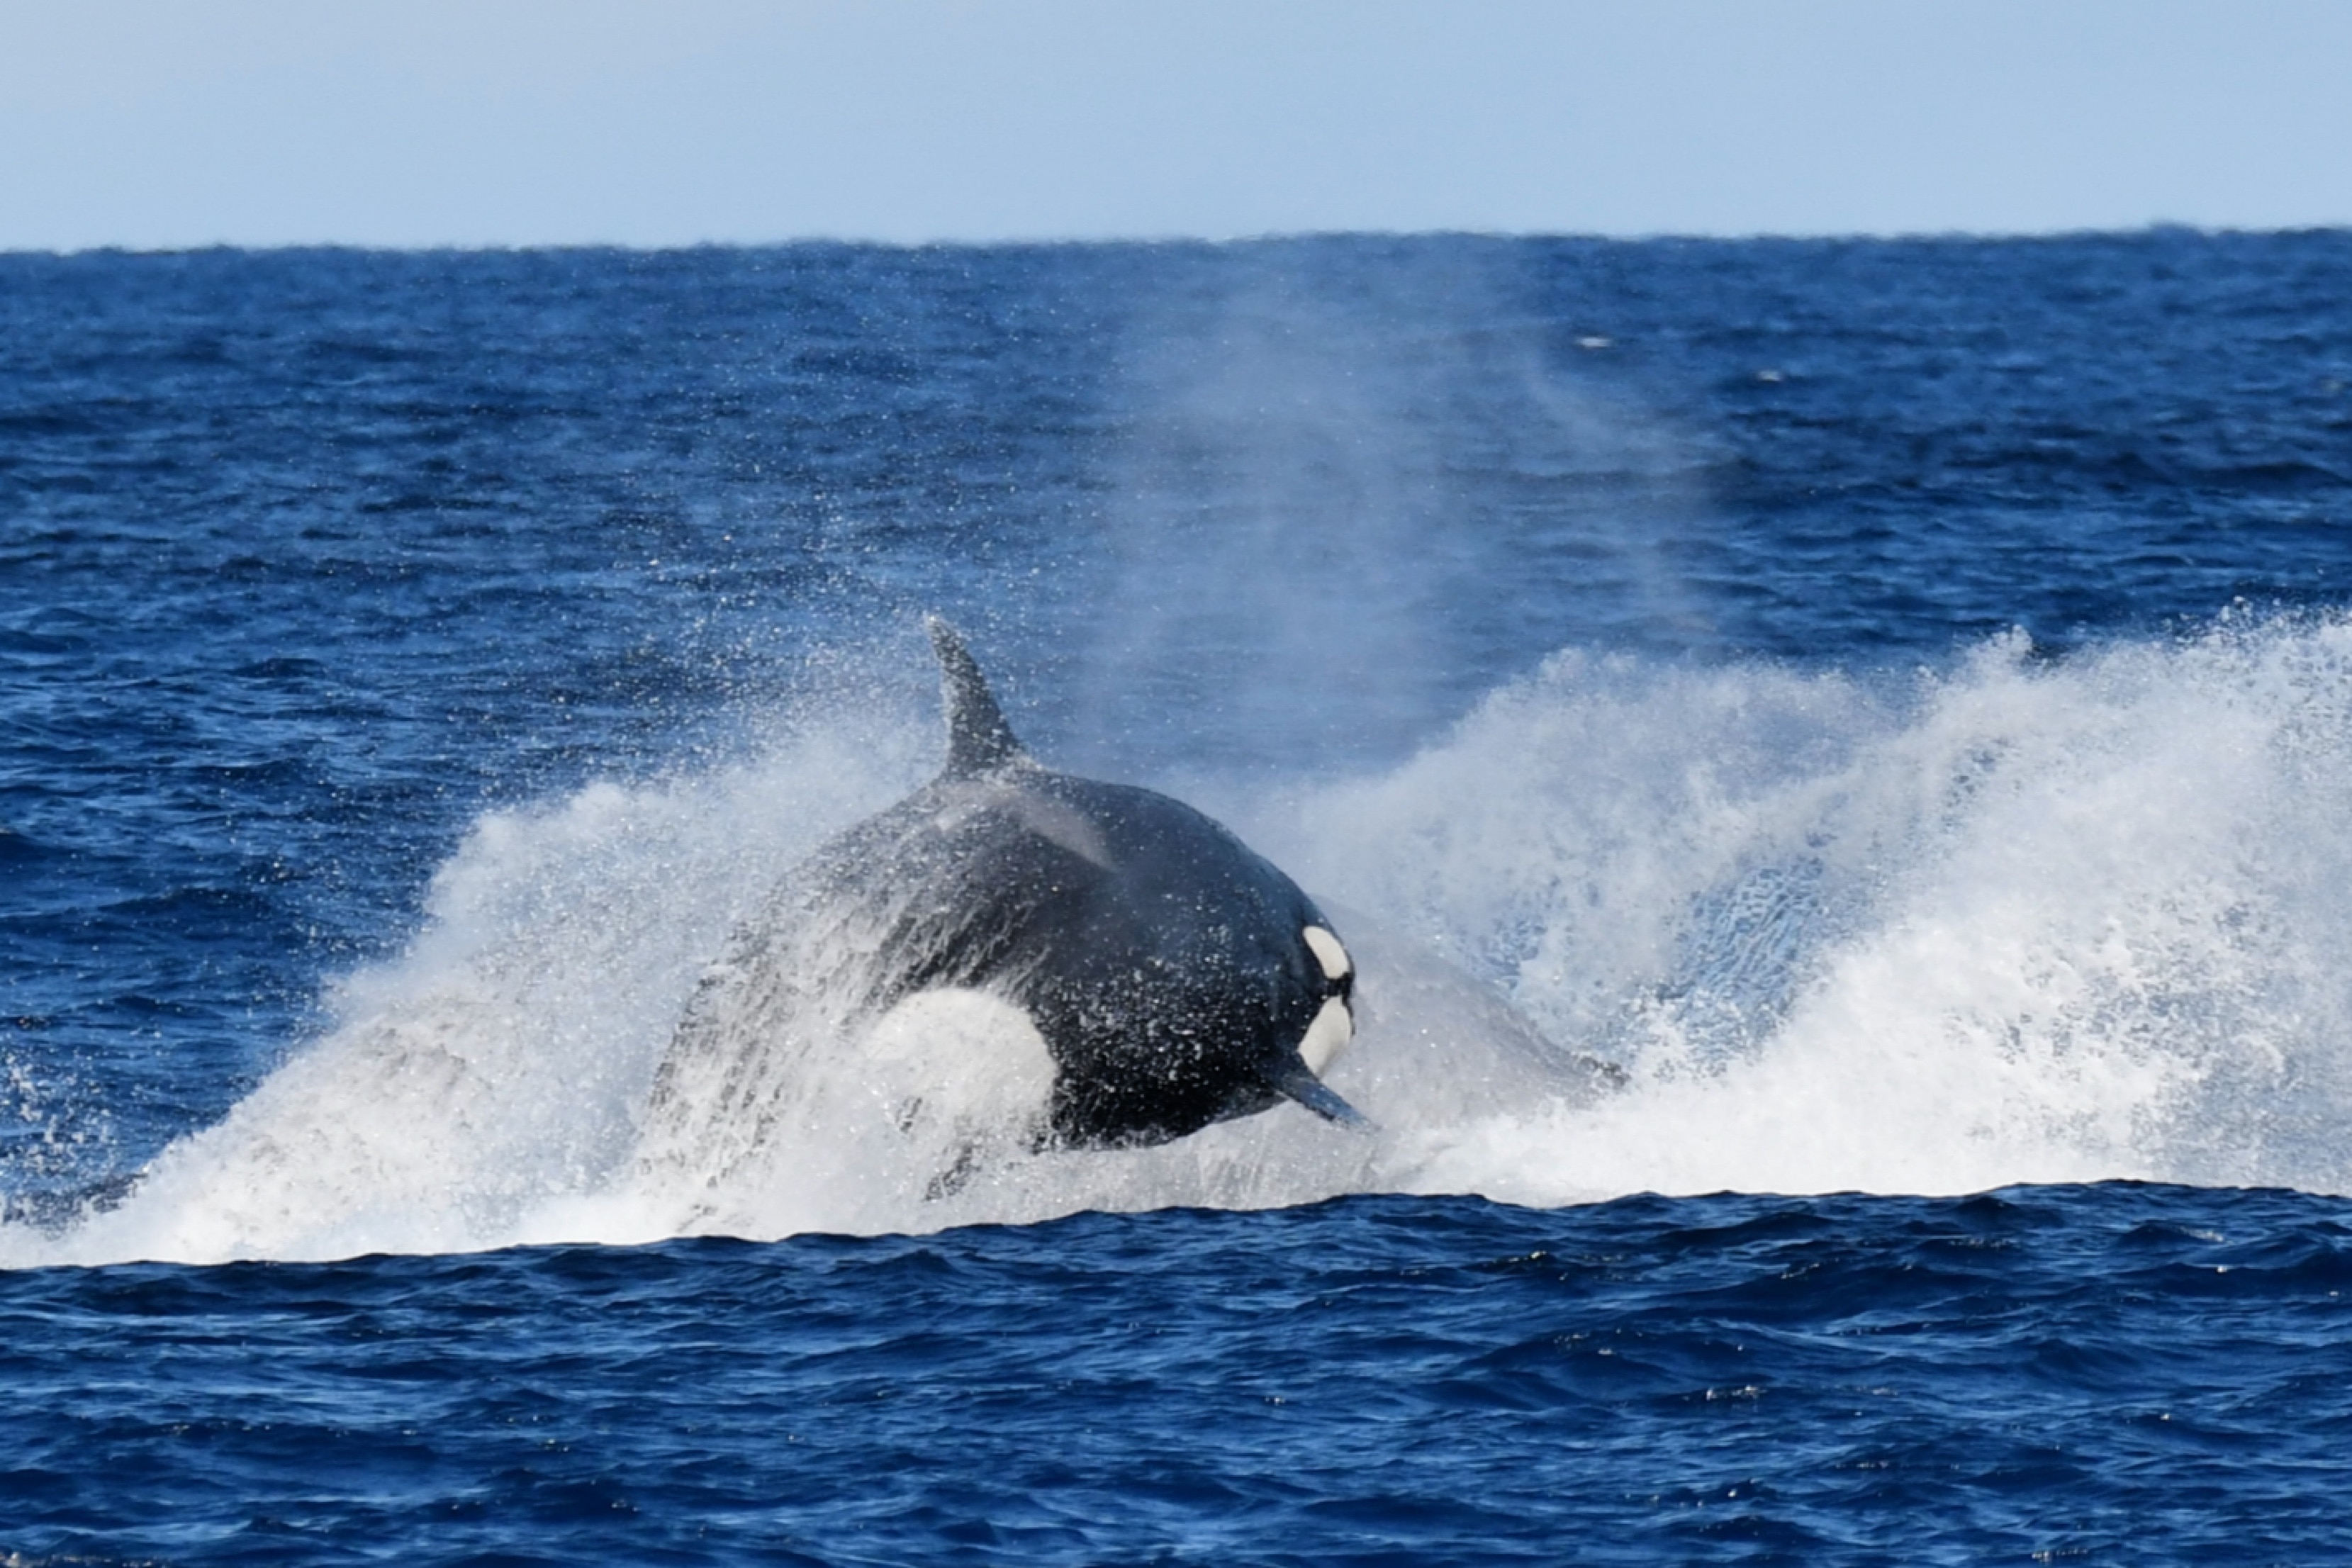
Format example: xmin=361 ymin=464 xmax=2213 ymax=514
xmin=4 ymin=230 xmax=2351 ymax=1562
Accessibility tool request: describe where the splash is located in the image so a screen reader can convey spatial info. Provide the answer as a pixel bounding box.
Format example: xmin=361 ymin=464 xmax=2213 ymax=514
xmin=1267 ymin=612 xmax=2352 ymax=1202
xmin=11 ymin=614 xmax=2352 ymax=1266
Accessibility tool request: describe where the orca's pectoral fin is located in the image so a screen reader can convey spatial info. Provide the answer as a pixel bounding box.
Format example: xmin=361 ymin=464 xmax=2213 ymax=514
xmin=1272 ymin=1061 xmax=1372 ymax=1131
xmin=926 ymin=616 xmax=1030 ymax=779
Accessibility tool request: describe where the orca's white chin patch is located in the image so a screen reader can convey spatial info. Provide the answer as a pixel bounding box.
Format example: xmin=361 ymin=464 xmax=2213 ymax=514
xmin=1297 ymin=995 xmax=1354 ymax=1075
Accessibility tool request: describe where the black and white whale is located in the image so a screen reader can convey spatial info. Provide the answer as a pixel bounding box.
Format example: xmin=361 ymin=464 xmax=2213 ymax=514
xmin=637 ymin=619 xmax=1364 ymax=1195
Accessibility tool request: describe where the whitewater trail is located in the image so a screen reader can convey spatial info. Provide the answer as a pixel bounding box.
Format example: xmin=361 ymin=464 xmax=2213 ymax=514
xmin=14 ymin=615 xmax=2352 ymax=1267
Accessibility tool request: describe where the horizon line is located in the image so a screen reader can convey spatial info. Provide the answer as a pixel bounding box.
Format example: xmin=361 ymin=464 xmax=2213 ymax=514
xmin=6 ymin=220 xmax=2346 ymax=260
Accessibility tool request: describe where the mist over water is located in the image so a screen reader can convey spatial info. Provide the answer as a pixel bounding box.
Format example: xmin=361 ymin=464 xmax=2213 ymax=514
xmin=1070 ymin=245 xmax=1717 ymax=775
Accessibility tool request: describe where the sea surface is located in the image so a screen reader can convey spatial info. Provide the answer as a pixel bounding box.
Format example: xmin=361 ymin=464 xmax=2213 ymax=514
xmin=4 ymin=231 xmax=2352 ymax=1562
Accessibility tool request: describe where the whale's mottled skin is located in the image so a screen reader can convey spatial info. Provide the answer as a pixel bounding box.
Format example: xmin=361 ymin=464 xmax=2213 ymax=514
xmin=642 ymin=620 xmax=1362 ymax=1184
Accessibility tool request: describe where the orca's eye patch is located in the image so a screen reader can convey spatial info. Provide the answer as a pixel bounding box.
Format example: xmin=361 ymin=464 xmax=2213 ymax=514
xmin=1301 ymin=925 xmax=1352 ymax=999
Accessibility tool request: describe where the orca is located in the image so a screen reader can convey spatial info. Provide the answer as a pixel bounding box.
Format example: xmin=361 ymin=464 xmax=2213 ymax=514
xmin=641 ymin=618 xmax=1364 ymax=1185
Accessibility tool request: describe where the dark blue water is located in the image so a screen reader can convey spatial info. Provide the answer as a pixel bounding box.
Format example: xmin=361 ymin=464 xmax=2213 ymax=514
xmin=6 ymin=231 xmax=2352 ymax=1561
xmin=9 ymin=1185 xmax=2352 ymax=1565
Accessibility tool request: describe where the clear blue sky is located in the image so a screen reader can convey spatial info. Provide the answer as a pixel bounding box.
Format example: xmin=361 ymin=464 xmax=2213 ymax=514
xmin=4 ymin=0 xmax=2348 ymax=250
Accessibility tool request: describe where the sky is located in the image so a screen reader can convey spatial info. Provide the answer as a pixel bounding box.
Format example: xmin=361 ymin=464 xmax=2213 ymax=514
xmin=2 ymin=0 xmax=2349 ymax=250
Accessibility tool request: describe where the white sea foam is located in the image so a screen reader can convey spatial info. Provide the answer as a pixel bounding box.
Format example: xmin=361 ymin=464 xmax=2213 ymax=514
xmin=12 ymin=613 xmax=2352 ymax=1266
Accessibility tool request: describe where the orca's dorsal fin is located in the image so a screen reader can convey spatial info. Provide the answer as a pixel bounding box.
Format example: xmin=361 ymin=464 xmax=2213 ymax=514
xmin=926 ymin=617 xmax=1029 ymax=779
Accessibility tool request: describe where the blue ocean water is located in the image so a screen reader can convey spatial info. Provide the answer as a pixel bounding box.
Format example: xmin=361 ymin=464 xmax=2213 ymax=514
xmin=4 ymin=231 xmax=2352 ymax=1561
